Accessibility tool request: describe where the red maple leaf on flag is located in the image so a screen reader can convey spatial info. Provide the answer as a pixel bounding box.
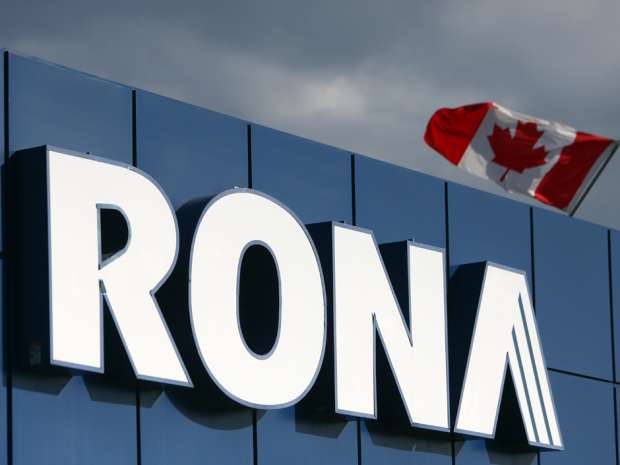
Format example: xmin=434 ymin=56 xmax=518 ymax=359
xmin=487 ymin=121 xmax=549 ymax=182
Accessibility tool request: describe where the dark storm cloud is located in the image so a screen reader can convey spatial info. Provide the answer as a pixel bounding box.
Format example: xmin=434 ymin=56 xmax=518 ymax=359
xmin=1 ymin=0 xmax=619 ymax=226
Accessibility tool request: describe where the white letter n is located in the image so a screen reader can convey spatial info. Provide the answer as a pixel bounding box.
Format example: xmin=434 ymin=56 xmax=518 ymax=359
xmin=332 ymin=223 xmax=449 ymax=430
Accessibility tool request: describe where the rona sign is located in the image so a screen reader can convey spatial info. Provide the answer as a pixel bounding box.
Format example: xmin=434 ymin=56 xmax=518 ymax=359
xmin=9 ymin=147 xmax=563 ymax=450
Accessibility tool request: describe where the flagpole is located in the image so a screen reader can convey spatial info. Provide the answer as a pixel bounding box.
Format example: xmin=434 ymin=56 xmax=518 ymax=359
xmin=568 ymin=141 xmax=619 ymax=217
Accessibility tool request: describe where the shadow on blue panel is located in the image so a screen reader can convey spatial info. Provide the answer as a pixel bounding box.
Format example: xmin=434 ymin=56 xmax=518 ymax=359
xmin=140 ymin=387 xmax=252 ymax=465
xmin=0 ymin=52 xmax=4 ymax=251
xmin=539 ymin=372 xmax=615 ymax=465
xmin=134 ymin=90 xmax=253 ymax=465
xmin=447 ymin=183 xmax=536 ymax=465
xmin=352 ymin=154 xmax=451 ymax=465
xmin=293 ymin=407 xmax=350 ymax=438
xmin=250 ymin=125 xmax=356 ymax=465
xmin=12 ymin=375 xmax=136 ymax=465
xmin=6 ymin=53 xmax=135 ymax=465
xmin=454 ymin=439 xmax=537 ymax=465
xmin=257 ymin=409 xmax=357 ymax=465
xmin=362 ymin=420 xmax=452 ymax=465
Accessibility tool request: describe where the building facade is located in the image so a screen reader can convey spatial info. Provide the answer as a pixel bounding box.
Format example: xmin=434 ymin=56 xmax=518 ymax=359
xmin=0 ymin=50 xmax=618 ymax=465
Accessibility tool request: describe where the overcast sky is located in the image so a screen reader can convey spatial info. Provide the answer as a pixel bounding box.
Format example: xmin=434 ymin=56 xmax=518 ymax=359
xmin=1 ymin=0 xmax=619 ymax=228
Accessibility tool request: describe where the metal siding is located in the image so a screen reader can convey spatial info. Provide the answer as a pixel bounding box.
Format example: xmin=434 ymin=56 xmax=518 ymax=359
xmin=0 ymin=52 xmax=4 ymax=250
xmin=140 ymin=391 xmax=252 ymax=465
xmin=354 ymin=154 xmax=445 ymax=246
xmin=0 ymin=52 xmax=6 ymax=465
xmin=8 ymin=53 xmax=131 ymax=161
xmin=533 ymin=209 xmax=612 ymax=380
xmin=134 ymin=90 xmax=248 ymax=207
xmin=0 ymin=53 xmax=616 ymax=465
xmin=609 ymin=230 xmax=620 ymax=381
xmin=12 ymin=376 xmax=136 ymax=464
xmin=447 ymin=183 xmax=532 ymax=281
xmin=360 ymin=421 xmax=452 ymax=465
xmin=354 ymin=155 xmax=451 ymax=464
xmin=8 ymin=53 xmax=136 ymax=465
xmin=135 ymin=90 xmax=253 ymax=465
xmin=539 ymin=372 xmax=615 ymax=465
xmin=256 ymin=408 xmax=357 ymax=465
xmin=251 ymin=124 xmax=357 ymax=465
xmin=448 ymin=183 xmax=537 ymax=465
xmin=251 ymin=125 xmax=353 ymax=224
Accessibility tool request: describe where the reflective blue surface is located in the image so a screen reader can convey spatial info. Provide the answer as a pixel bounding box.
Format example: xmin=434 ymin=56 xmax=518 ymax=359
xmin=8 ymin=52 xmax=136 ymax=465
xmin=0 ymin=51 xmax=4 ymax=250
xmin=257 ymin=409 xmax=357 ymax=465
xmin=539 ymin=372 xmax=615 ymax=465
xmin=135 ymin=90 xmax=253 ymax=465
xmin=8 ymin=52 xmax=131 ymax=161
xmin=362 ymin=420 xmax=453 ymax=465
xmin=448 ymin=183 xmax=532 ymax=280
xmin=533 ymin=209 xmax=612 ymax=380
xmin=135 ymin=90 xmax=248 ymax=208
xmin=12 ymin=376 xmax=136 ymax=465
xmin=251 ymin=125 xmax=352 ymax=224
xmin=0 ymin=57 xmax=5 ymax=465
xmin=448 ymin=183 xmax=537 ymax=465
xmin=140 ymin=389 xmax=252 ymax=465
xmin=354 ymin=154 xmax=450 ymax=464
xmin=251 ymin=124 xmax=356 ymax=465
xmin=609 ymin=230 xmax=620 ymax=381
xmin=1 ymin=52 xmax=619 ymax=465
xmin=354 ymin=154 xmax=445 ymax=247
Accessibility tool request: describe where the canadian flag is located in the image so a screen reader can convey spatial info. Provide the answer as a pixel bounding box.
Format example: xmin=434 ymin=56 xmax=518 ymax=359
xmin=424 ymin=102 xmax=618 ymax=213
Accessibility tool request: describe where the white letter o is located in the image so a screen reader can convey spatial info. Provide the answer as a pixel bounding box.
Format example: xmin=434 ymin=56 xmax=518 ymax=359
xmin=189 ymin=189 xmax=326 ymax=408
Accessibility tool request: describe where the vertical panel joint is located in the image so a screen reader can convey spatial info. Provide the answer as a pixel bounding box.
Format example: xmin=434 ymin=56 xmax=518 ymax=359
xmin=350 ymin=155 xmax=356 ymax=226
xmin=609 ymin=230 xmax=617 ymax=383
xmin=247 ymin=124 xmax=253 ymax=189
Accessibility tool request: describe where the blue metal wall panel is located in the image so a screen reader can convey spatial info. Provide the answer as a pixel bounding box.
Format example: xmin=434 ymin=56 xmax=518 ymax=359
xmin=0 ymin=51 xmax=4 ymax=251
xmin=0 ymin=52 xmax=6 ymax=465
xmin=539 ymin=373 xmax=615 ymax=465
xmin=8 ymin=53 xmax=136 ymax=465
xmin=533 ymin=209 xmax=612 ymax=380
xmin=12 ymin=376 xmax=136 ymax=465
xmin=354 ymin=155 xmax=451 ymax=464
xmin=251 ymin=124 xmax=356 ymax=465
xmin=140 ymin=392 xmax=252 ymax=465
xmin=8 ymin=53 xmax=131 ymax=160
xmin=135 ymin=90 xmax=248 ymax=206
xmin=609 ymin=230 xmax=620 ymax=381
xmin=360 ymin=421 xmax=452 ymax=465
xmin=447 ymin=183 xmax=532 ymax=281
xmin=1 ymin=52 xmax=617 ymax=465
xmin=448 ymin=183 xmax=537 ymax=465
xmin=256 ymin=409 xmax=357 ymax=465
xmin=354 ymin=155 xmax=445 ymax=246
xmin=251 ymin=125 xmax=352 ymax=224
xmin=135 ymin=90 xmax=253 ymax=465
